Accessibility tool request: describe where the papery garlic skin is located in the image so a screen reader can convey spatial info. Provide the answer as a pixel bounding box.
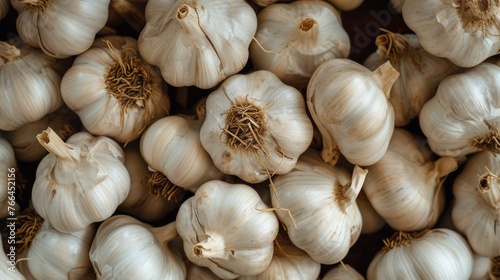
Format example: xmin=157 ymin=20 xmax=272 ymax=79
xmin=12 ymin=0 xmax=110 ymax=58
xmin=0 ymin=236 xmax=26 ymax=279
xmin=90 ymin=215 xmax=186 ymax=280
xmin=139 ymin=0 xmax=257 ymax=89
xmin=0 ymin=0 xmax=9 ymax=20
xmin=200 ymin=70 xmax=313 ymax=183
xmin=0 ymin=39 xmax=63 ymax=131
xmin=32 ymin=129 xmax=130 ymax=233
xmin=323 ymin=264 xmax=365 ymax=280
xmin=364 ymin=32 xmax=461 ymax=126
xmin=250 ymin=0 xmax=349 ymax=89
xmin=452 ymin=151 xmax=500 ymax=257
xmin=272 ymin=149 xmax=367 ymax=264
xmin=0 ymin=138 xmax=17 ymax=219
xmin=141 ymin=115 xmax=224 ymax=193
xmin=402 ymin=0 xmax=500 ymax=67
xmin=324 ymin=0 xmax=363 ymax=11
xmin=307 ymin=59 xmax=397 ymax=166
xmin=61 ymin=36 xmax=169 ymax=144
xmin=176 ymin=180 xmax=279 ymax=279
xmin=363 ymin=128 xmax=457 ymax=231
xmin=419 ymin=62 xmax=500 ymax=160
xmin=367 ymin=229 xmax=473 ymax=280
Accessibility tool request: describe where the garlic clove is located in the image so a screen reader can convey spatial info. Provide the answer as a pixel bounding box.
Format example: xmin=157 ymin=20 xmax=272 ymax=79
xmin=323 ymin=264 xmax=365 ymax=280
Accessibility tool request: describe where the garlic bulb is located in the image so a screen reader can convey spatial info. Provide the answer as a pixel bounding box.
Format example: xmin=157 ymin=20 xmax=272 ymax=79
xmin=110 ymin=0 xmax=147 ymax=32
xmin=200 ymin=70 xmax=313 ymax=183
xmin=0 ymin=137 xmax=18 ymax=219
xmin=0 ymin=236 xmax=26 ymax=279
xmin=271 ymin=149 xmax=367 ymax=264
xmin=367 ymin=229 xmax=473 ymax=280
xmin=324 ymin=0 xmax=363 ymax=11
xmin=4 ymin=105 xmax=80 ymax=162
xmin=452 ymin=150 xmax=500 ymax=257
xmin=307 ymin=59 xmax=398 ymax=166
xmin=12 ymin=0 xmax=110 ymax=58
xmin=141 ymin=115 xmax=224 ymax=193
xmin=119 ymin=142 xmax=185 ymax=222
xmin=363 ymin=128 xmax=457 ymax=231
xmin=0 ymin=0 xmax=9 ymax=20
xmin=139 ymin=0 xmax=257 ymax=89
xmin=176 ymin=180 xmax=279 ymax=279
xmin=469 ymin=254 xmax=497 ymax=280
xmin=402 ymin=0 xmax=500 ymax=67
xmin=251 ymin=0 xmax=293 ymax=8
xmin=90 ymin=215 xmax=186 ymax=279
xmin=419 ymin=62 xmax=500 ymax=160
xmin=250 ymin=0 xmax=350 ymax=89
xmin=32 ymin=128 xmax=130 ymax=233
xmin=0 ymin=39 xmax=63 ymax=131
xmin=364 ymin=31 xmax=461 ymax=126
xmin=238 ymin=234 xmax=321 ymax=280
xmin=357 ymin=190 xmax=386 ymax=234
xmin=323 ymin=264 xmax=364 ymax=280
xmin=61 ymin=36 xmax=170 ymax=144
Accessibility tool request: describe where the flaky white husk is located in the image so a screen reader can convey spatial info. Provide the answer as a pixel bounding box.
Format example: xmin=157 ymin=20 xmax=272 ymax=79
xmin=139 ymin=0 xmax=257 ymax=89
xmin=0 ymin=0 xmax=9 ymax=20
xmin=402 ymin=0 xmax=500 ymax=68
xmin=12 ymin=0 xmax=110 ymax=58
xmin=324 ymin=0 xmax=363 ymax=11
xmin=250 ymin=0 xmax=349 ymax=89
xmin=0 ymin=138 xmax=18 ymax=219
xmin=141 ymin=115 xmax=224 ymax=193
xmin=176 ymin=180 xmax=279 ymax=279
xmin=419 ymin=62 xmax=500 ymax=160
xmin=363 ymin=128 xmax=457 ymax=231
xmin=452 ymin=151 xmax=500 ymax=257
xmin=90 ymin=215 xmax=186 ymax=279
xmin=367 ymin=229 xmax=473 ymax=280
xmin=271 ymin=149 xmax=367 ymax=265
xmin=61 ymin=36 xmax=170 ymax=144
xmin=200 ymin=70 xmax=313 ymax=184
xmin=364 ymin=32 xmax=461 ymax=126
xmin=32 ymin=129 xmax=130 ymax=233
xmin=27 ymin=221 xmax=96 ymax=280
xmin=0 ymin=236 xmax=26 ymax=279
xmin=323 ymin=264 xmax=365 ymax=280
xmin=0 ymin=39 xmax=63 ymax=131
xmin=307 ymin=59 xmax=397 ymax=166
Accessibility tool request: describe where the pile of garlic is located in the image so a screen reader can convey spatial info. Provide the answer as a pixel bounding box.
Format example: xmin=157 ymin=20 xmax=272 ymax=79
xmin=1 ymin=0 xmax=499 ymax=279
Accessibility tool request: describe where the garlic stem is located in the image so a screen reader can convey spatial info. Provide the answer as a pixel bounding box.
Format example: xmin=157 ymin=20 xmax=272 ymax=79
xmin=151 ymin=221 xmax=178 ymax=243
xmin=0 ymin=42 xmax=20 ymax=65
xmin=478 ymin=171 xmax=500 ymax=210
xmin=193 ymin=235 xmax=228 ymax=259
xmin=335 ymin=166 xmax=367 ymax=210
xmin=434 ymin=157 xmax=458 ymax=177
xmin=37 ymin=127 xmax=79 ymax=162
xmin=176 ymin=5 xmax=200 ymax=35
xmin=298 ymin=18 xmax=319 ymax=46
xmin=372 ymin=61 xmax=399 ymax=99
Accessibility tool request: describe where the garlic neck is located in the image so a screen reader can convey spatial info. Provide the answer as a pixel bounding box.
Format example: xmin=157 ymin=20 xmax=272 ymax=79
xmin=456 ymin=0 xmax=499 ymax=34
xmin=298 ymin=18 xmax=319 ymax=46
xmin=0 ymin=42 xmax=20 ymax=65
xmin=37 ymin=127 xmax=80 ymax=163
xmin=372 ymin=61 xmax=399 ymax=99
xmin=151 ymin=221 xmax=178 ymax=244
xmin=335 ymin=166 xmax=367 ymax=211
xmin=478 ymin=171 xmax=500 ymax=210
xmin=176 ymin=5 xmax=201 ymax=36
xmin=18 ymin=0 xmax=52 ymax=12
xmin=193 ymin=233 xmax=229 ymax=259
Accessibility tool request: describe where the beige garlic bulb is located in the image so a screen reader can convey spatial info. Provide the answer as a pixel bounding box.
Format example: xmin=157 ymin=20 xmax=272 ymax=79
xmin=402 ymin=0 xmax=500 ymax=68
xmin=364 ymin=31 xmax=461 ymax=126
xmin=367 ymin=229 xmax=473 ymax=280
xmin=139 ymin=0 xmax=257 ymax=89
xmin=452 ymin=150 xmax=500 ymax=257
xmin=419 ymin=62 xmax=500 ymax=160
xmin=0 ymin=137 xmax=18 ymax=219
xmin=200 ymin=70 xmax=313 ymax=183
xmin=250 ymin=0 xmax=350 ymax=89
xmin=4 ymin=105 xmax=80 ymax=162
xmin=0 ymin=0 xmax=9 ymax=20
xmin=357 ymin=190 xmax=386 ymax=234
xmin=324 ymin=0 xmax=363 ymax=11
xmin=61 ymin=36 xmax=170 ymax=144
xmin=119 ymin=142 xmax=185 ymax=222
xmin=0 ymin=39 xmax=63 ymax=131
xmin=307 ymin=59 xmax=398 ymax=166
xmin=323 ymin=264 xmax=364 ymax=280
xmin=176 ymin=180 xmax=279 ymax=279
xmin=363 ymin=128 xmax=457 ymax=231
xmin=90 ymin=215 xmax=186 ymax=279
xmin=32 ymin=128 xmax=130 ymax=233
xmin=272 ymin=149 xmax=367 ymax=264
xmin=0 ymin=236 xmax=26 ymax=279
xmin=12 ymin=0 xmax=110 ymax=58
xmin=141 ymin=115 xmax=224 ymax=193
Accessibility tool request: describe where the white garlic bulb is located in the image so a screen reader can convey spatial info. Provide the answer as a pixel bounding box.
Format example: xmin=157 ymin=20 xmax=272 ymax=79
xmin=61 ymin=36 xmax=170 ymax=144
xmin=324 ymin=0 xmax=363 ymax=11
xmin=272 ymin=149 xmax=367 ymax=264
xmin=0 ymin=137 xmax=18 ymax=219
xmin=139 ymin=0 xmax=257 ymax=89
xmin=452 ymin=150 xmax=500 ymax=257
xmin=200 ymin=70 xmax=313 ymax=183
xmin=368 ymin=229 xmax=473 ymax=280
xmin=323 ymin=264 xmax=365 ymax=280
xmin=364 ymin=31 xmax=461 ymax=126
xmin=0 ymin=0 xmax=9 ymax=20
xmin=176 ymin=180 xmax=279 ymax=279
xmin=402 ymin=0 xmax=500 ymax=67
xmin=307 ymin=59 xmax=398 ymax=166
xmin=419 ymin=62 xmax=500 ymax=160
xmin=0 ymin=236 xmax=26 ymax=280
xmin=141 ymin=115 xmax=224 ymax=193
xmin=32 ymin=128 xmax=130 ymax=233
xmin=250 ymin=0 xmax=350 ymax=89
xmin=90 ymin=215 xmax=186 ymax=279
xmin=363 ymin=128 xmax=457 ymax=231
xmin=12 ymin=0 xmax=110 ymax=58
xmin=0 ymin=39 xmax=63 ymax=131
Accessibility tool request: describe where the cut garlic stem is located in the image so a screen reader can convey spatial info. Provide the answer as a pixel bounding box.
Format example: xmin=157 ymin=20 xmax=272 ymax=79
xmin=435 ymin=157 xmax=458 ymax=177
xmin=0 ymin=42 xmax=20 ymax=63
xmin=193 ymin=236 xmax=228 ymax=259
xmin=478 ymin=171 xmax=500 ymax=210
xmin=177 ymin=5 xmax=199 ymax=34
xmin=150 ymin=221 xmax=178 ymax=243
xmin=36 ymin=127 xmax=79 ymax=162
xmin=373 ymin=61 xmax=399 ymax=99
xmin=343 ymin=166 xmax=368 ymax=203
